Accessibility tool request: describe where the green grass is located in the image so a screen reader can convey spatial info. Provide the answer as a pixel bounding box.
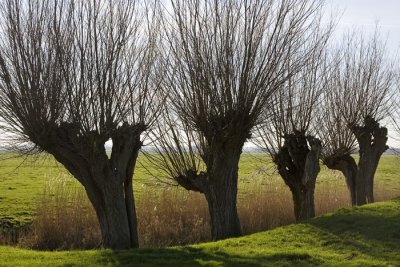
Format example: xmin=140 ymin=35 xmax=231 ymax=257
xmin=1 ymin=153 xmax=400 ymax=227
xmin=0 ymin=155 xmax=63 ymax=225
xmin=1 ymin=153 xmax=400 ymax=265
xmin=0 ymin=154 xmax=153 ymax=225
xmin=0 ymin=198 xmax=399 ymax=266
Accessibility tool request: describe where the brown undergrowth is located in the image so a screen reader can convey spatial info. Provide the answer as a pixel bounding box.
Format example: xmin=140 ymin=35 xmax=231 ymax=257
xmin=3 ymin=170 xmax=399 ymax=250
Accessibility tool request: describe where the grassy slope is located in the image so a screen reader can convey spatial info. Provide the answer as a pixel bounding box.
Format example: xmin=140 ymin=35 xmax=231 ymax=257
xmin=0 ymin=198 xmax=399 ymax=267
xmin=1 ymin=154 xmax=400 ymax=226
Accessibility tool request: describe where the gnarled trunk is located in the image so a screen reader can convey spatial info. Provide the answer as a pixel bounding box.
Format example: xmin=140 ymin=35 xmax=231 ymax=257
xmin=83 ymin=161 xmax=140 ymax=249
xmin=46 ymin=122 xmax=143 ymax=249
xmin=324 ymin=154 xmax=357 ymax=206
xmin=275 ymin=133 xmax=321 ymax=222
xmin=351 ymin=116 xmax=388 ymax=205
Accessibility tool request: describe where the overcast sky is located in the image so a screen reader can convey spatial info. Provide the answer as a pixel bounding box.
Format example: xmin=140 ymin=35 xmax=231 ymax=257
xmin=328 ymin=0 xmax=400 ymax=53
xmin=325 ymin=0 xmax=400 ymax=147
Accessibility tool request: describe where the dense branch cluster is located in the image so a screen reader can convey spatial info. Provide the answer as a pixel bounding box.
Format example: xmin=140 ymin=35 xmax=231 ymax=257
xmin=0 ymin=0 xmax=162 ymax=249
xmin=0 ymin=0 xmax=398 ymax=249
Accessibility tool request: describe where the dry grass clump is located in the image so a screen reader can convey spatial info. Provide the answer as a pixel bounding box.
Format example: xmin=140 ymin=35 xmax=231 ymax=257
xmin=137 ymin=187 xmax=210 ymax=247
xmin=238 ymin=178 xmax=295 ymax=235
xmin=19 ymin=178 xmax=100 ymax=250
xmin=11 ymin=169 xmax=400 ymax=250
xmin=0 ymin=224 xmax=29 ymax=246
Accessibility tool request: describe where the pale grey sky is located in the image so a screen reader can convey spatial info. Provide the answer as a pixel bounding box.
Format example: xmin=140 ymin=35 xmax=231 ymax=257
xmin=328 ymin=0 xmax=400 ymax=53
xmin=330 ymin=0 xmax=400 ymax=25
xmin=328 ymin=1 xmax=400 ymax=146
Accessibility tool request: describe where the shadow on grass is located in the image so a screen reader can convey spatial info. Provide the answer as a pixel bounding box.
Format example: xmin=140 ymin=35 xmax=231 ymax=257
xmin=308 ymin=198 xmax=400 ymax=240
xmin=304 ymin=198 xmax=400 ymax=261
xmin=87 ymin=199 xmax=400 ymax=267
xmin=95 ymin=246 xmax=322 ymax=267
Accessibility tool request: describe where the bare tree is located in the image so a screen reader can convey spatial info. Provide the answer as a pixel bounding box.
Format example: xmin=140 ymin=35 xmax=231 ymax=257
xmin=319 ymin=82 xmax=359 ymax=205
xmin=391 ymin=75 xmax=400 ymax=149
xmin=0 ymin=0 xmax=161 ymax=249
xmin=320 ymin=31 xmax=395 ymax=206
xmin=254 ymin=30 xmax=331 ymax=221
xmin=146 ymin=0 xmax=327 ymax=240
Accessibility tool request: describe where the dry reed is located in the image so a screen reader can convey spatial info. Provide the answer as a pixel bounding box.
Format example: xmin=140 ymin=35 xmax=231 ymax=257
xmin=3 ymin=168 xmax=399 ymax=250
xmin=18 ymin=178 xmax=100 ymax=250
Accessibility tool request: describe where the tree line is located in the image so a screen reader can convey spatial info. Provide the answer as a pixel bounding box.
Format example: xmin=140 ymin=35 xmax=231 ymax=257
xmin=0 ymin=0 xmax=397 ymax=250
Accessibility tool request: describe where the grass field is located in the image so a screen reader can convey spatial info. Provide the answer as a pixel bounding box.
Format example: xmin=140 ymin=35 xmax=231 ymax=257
xmin=0 ymin=198 xmax=399 ymax=266
xmin=1 ymin=153 xmax=400 ymax=228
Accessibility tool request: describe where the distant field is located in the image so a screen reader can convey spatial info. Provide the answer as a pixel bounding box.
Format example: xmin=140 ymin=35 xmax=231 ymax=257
xmin=1 ymin=198 xmax=399 ymax=266
xmin=0 ymin=153 xmax=399 ymax=228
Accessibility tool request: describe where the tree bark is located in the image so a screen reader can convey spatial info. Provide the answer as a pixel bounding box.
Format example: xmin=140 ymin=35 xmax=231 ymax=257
xmin=290 ymin=186 xmax=315 ymax=221
xmin=46 ymin=122 xmax=143 ymax=249
xmin=275 ymin=133 xmax=321 ymax=222
xmin=124 ymin=176 xmax=139 ymax=248
xmin=203 ymin=146 xmax=241 ymax=240
xmin=355 ymin=150 xmax=368 ymax=205
xmin=85 ymin=178 xmax=132 ymax=249
xmin=122 ymin=140 xmax=141 ymax=248
xmin=173 ymin=140 xmax=242 ymax=240
xmin=324 ymin=154 xmax=357 ymax=206
xmin=351 ymin=116 xmax=388 ymax=205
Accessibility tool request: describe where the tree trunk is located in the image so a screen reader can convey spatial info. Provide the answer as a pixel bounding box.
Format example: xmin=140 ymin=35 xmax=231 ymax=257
xmin=356 ymin=143 xmax=385 ymax=204
xmin=203 ymin=145 xmax=242 ymax=240
xmin=124 ymin=176 xmax=139 ymax=248
xmin=84 ymin=179 xmax=130 ymax=249
xmin=82 ymin=167 xmax=140 ymax=250
xmin=204 ymin=179 xmax=241 ymax=240
xmin=172 ymin=134 xmax=244 ymax=240
xmin=291 ymin=186 xmax=315 ymax=221
xmin=275 ymin=133 xmax=321 ymax=222
xmin=47 ymin=123 xmax=143 ymax=249
xmin=355 ymin=149 xmax=369 ymax=205
xmin=352 ymin=116 xmax=388 ymax=205
xmin=123 ymin=144 xmax=140 ymax=248
xmin=324 ymin=154 xmax=357 ymax=206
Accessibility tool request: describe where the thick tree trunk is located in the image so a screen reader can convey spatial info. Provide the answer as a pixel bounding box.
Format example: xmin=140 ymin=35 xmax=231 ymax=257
xmin=172 ymin=131 xmax=245 ymax=240
xmin=275 ymin=133 xmax=321 ymax=222
xmin=84 ymin=165 xmax=140 ymax=249
xmin=123 ymin=143 xmax=141 ymax=248
xmin=85 ymin=179 xmax=132 ymax=249
xmin=356 ymin=143 xmax=385 ymax=204
xmin=291 ymin=186 xmax=315 ymax=221
xmin=351 ymin=116 xmax=388 ymax=205
xmin=355 ymin=151 xmax=369 ymax=205
xmin=177 ymin=141 xmax=242 ymax=240
xmin=204 ymin=146 xmax=241 ymax=240
xmin=324 ymin=154 xmax=357 ymax=206
xmin=46 ymin=122 xmax=144 ymax=249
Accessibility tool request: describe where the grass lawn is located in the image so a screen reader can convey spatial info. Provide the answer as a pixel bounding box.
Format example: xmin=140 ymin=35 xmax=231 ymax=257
xmin=0 ymin=198 xmax=399 ymax=266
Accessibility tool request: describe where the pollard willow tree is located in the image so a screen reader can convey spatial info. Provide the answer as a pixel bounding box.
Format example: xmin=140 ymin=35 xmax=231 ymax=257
xmin=0 ymin=0 xmax=161 ymax=249
xmin=254 ymin=32 xmax=331 ymax=221
xmin=320 ymin=32 xmax=395 ymax=206
xmin=319 ymin=83 xmax=359 ymax=206
xmin=146 ymin=0 xmax=328 ymax=240
xmin=391 ymin=77 xmax=400 ymax=150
